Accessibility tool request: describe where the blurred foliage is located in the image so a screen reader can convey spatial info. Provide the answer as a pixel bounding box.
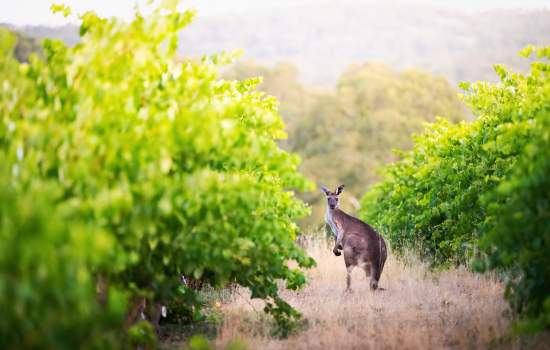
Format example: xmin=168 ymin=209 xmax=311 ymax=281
xmin=0 ymin=0 xmax=315 ymax=346
xmin=226 ymin=61 xmax=466 ymax=227
xmin=360 ymin=46 xmax=549 ymax=332
xmin=186 ymin=334 xmax=248 ymax=350
xmin=0 ymin=162 xmax=127 ymax=349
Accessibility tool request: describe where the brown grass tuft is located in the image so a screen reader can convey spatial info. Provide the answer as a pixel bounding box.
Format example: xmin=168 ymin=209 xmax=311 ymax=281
xmin=213 ymin=239 xmax=544 ymax=350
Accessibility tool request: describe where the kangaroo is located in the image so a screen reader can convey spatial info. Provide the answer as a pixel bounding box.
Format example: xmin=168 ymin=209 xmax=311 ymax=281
xmin=322 ymin=184 xmax=387 ymax=291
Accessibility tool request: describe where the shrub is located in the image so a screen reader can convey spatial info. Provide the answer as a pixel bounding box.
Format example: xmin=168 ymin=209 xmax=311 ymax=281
xmin=359 ymin=115 xmax=516 ymax=266
xmin=0 ymin=161 xmax=127 ymax=349
xmin=477 ymin=46 xmax=550 ymax=333
xmin=359 ymin=45 xmax=549 ymax=331
xmin=0 ymin=0 xmax=314 ymax=345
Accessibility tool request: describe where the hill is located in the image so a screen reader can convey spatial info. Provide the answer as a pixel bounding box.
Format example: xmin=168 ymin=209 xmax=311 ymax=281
xmin=4 ymin=0 xmax=550 ymax=87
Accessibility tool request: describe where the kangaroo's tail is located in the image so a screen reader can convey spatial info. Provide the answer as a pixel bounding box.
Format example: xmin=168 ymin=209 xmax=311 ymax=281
xmin=376 ymin=233 xmax=387 ymax=281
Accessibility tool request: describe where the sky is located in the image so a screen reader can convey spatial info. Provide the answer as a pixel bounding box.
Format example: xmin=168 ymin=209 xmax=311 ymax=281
xmin=2 ymin=0 xmax=549 ymax=26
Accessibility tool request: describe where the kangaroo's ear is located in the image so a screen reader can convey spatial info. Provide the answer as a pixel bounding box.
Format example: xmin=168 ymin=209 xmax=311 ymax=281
xmin=320 ymin=184 xmax=330 ymax=195
xmin=336 ymin=184 xmax=345 ymax=195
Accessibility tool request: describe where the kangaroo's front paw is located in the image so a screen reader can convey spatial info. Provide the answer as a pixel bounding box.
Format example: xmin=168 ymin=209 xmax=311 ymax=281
xmin=333 ymin=248 xmax=341 ymax=256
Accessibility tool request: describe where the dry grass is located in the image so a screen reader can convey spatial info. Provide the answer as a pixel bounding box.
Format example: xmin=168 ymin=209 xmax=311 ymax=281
xmin=210 ymin=239 xmax=543 ymax=350
xmin=160 ymin=239 xmax=548 ymax=349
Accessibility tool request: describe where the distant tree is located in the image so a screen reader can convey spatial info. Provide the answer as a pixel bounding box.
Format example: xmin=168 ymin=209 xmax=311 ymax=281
xmin=223 ymin=60 xmax=316 ymax=141
xmin=225 ymin=62 xmax=467 ymax=227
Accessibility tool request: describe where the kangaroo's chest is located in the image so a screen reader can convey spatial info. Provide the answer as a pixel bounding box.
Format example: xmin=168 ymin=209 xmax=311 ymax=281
xmin=325 ymin=210 xmax=342 ymax=238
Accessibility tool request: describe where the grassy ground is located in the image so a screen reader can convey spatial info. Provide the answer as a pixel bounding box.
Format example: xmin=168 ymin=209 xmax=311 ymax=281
xmin=164 ymin=239 xmax=547 ymax=349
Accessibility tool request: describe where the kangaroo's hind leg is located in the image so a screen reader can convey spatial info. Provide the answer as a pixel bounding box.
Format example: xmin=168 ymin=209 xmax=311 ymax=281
xmin=369 ymin=264 xmax=379 ymax=290
xmin=346 ymin=264 xmax=354 ymax=291
xmin=361 ymin=262 xmax=371 ymax=279
xmin=344 ymin=251 xmax=356 ymax=292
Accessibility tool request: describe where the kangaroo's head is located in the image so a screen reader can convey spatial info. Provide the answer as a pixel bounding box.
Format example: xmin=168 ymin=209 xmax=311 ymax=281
xmin=321 ymin=184 xmax=344 ymax=210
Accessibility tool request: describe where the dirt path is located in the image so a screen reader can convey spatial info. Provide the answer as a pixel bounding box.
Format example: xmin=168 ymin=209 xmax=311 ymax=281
xmin=212 ymin=240 xmax=526 ymax=350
